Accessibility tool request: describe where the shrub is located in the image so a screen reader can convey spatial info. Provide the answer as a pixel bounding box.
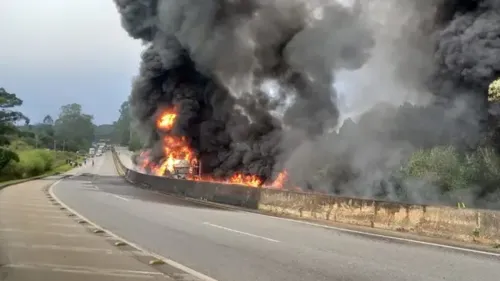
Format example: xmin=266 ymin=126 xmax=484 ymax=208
xmin=403 ymin=146 xmax=500 ymax=194
xmin=0 ymin=147 xmax=76 ymax=182
xmin=488 ymin=77 xmax=500 ymax=102
xmin=403 ymin=146 xmax=466 ymax=191
xmin=17 ymin=150 xmax=50 ymax=177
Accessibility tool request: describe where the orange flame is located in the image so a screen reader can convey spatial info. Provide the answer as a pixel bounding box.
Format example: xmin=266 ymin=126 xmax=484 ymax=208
xmin=139 ymin=108 xmax=295 ymax=189
xmin=264 ymin=170 xmax=288 ymax=188
xmin=157 ymin=108 xmax=177 ymax=130
xmin=156 ymin=136 xmax=193 ymax=176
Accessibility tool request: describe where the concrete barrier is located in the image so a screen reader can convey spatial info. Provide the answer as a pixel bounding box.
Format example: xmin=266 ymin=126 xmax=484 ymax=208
xmin=111 ymin=149 xmax=260 ymax=209
xmin=258 ymin=188 xmax=500 ymax=244
xmin=111 ymin=148 xmax=500 ymax=245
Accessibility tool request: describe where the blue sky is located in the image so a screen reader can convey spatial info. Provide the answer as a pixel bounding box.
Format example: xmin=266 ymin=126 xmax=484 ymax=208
xmin=0 ymin=0 xmax=143 ymax=125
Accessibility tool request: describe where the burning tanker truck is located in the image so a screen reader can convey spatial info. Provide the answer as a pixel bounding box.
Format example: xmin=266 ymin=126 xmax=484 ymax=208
xmin=134 ymin=107 xmax=287 ymax=187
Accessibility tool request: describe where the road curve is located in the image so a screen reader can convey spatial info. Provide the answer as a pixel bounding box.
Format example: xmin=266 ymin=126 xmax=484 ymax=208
xmin=52 ymin=152 xmax=500 ymax=281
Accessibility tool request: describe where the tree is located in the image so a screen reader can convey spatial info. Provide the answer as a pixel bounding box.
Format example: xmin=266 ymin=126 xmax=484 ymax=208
xmin=113 ymin=101 xmax=132 ymax=146
xmin=488 ymin=78 xmax=500 ymax=102
xmin=487 ymin=78 xmax=500 ymax=150
xmin=0 ymin=88 xmax=28 ymax=172
xmin=42 ymin=114 xmax=54 ymax=125
xmin=53 ymin=103 xmax=95 ymax=152
xmin=95 ymin=124 xmax=115 ymax=141
xmin=128 ymin=129 xmax=142 ymax=151
xmin=19 ymin=119 xmax=56 ymax=149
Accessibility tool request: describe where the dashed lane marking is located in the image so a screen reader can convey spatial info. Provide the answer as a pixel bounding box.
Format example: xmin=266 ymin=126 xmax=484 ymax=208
xmin=203 ymin=222 xmax=280 ymax=243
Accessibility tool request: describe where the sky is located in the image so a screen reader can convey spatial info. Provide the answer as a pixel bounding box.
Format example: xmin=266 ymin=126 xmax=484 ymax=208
xmin=0 ymin=0 xmax=143 ymax=125
xmin=0 ymin=0 xmax=409 ymax=128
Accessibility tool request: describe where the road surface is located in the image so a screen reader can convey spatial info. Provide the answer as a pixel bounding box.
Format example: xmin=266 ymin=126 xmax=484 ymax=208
xmin=114 ymin=146 xmax=135 ymax=170
xmin=52 ymin=152 xmax=500 ymax=281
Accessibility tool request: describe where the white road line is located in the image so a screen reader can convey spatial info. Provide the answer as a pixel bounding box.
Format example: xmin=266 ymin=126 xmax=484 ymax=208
xmin=263 ymin=216 xmax=500 ymax=257
xmin=112 ymin=194 xmax=130 ymax=201
xmin=203 ymin=222 xmax=280 ymax=243
xmin=103 ymin=167 xmax=500 ymax=257
xmin=178 ymin=196 xmax=500 ymax=257
xmin=50 ymin=179 xmax=218 ymax=281
xmin=81 ymin=183 xmax=99 ymax=190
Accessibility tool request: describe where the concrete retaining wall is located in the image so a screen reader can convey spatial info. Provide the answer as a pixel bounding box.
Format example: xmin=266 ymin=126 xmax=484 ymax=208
xmin=258 ymin=188 xmax=500 ymax=244
xmin=125 ymin=168 xmax=261 ymax=209
xmin=111 ymin=148 xmax=500 ymax=245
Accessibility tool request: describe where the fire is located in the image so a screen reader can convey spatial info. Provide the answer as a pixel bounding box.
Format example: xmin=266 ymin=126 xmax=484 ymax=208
xmin=157 ymin=108 xmax=177 ymax=130
xmin=187 ymin=173 xmax=264 ymax=188
xmin=138 ymin=107 xmax=293 ymax=189
xmin=156 ymin=136 xmax=194 ymax=176
xmin=264 ymin=170 xmax=288 ymax=188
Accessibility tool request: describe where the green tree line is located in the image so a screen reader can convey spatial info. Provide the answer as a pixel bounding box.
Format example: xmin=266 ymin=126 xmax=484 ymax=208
xmin=0 ymin=88 xmax=97 ymax=182
xmin=18 ymin=103 xmax=96 ymax=152
xmin=111 ymin=101 xmax=141 ymax=151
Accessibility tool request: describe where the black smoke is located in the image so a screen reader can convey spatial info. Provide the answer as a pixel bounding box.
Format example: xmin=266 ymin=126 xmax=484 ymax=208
xmin=114 ymin=0 xmax=374 ymax=181
xmin=306 ymin=0 xmax=498 ymax=203
xmin=115 ymin=0 xmax=500 ymax=206
xmin=269 ymin=0 xmax=500 ymax=207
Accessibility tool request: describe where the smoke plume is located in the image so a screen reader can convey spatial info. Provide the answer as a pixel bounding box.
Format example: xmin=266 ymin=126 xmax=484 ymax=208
xmin=282 ymin=0 xmax=500 ymax=206
xmin=114 ymin=0 xmax=374 ymax=180
xmin=114 ymin=0 xmax=500 ymax=207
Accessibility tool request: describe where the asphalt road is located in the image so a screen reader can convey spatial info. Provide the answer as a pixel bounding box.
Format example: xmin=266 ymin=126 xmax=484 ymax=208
xmin=52 ymin=152 xmax=500 ymax=281
xmin=114 ymin=147 xmax=134 ymax=170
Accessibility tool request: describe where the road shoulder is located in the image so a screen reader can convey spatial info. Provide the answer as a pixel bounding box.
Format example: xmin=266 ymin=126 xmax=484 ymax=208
xmin=0 ymin=176 xmax=211 ymax=281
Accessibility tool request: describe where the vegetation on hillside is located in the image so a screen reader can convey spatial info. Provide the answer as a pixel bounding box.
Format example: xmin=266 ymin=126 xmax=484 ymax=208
xmin=0 ymin=88 xmax=89 ymax=182
xmin=111 ymin=101 xmax=142 ymax=151
xmin=401 ymin=146 xmax=500 ymax=199
xmin=17 ymin=103 xmax=96 ymax=153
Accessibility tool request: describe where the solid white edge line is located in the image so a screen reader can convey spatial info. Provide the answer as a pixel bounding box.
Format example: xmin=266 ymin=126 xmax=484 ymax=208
xmin=112 ymin=153 xmax=500 ymax=258
xmin=203 ymin=222 xmax=280 ymax=243
xmin=261 ymin=214 xmax=500 ymax=257
xmin=153 ymin=192 xmax=500 ymax=257
xmin=49 ymin=178 xmax=219 ymax=281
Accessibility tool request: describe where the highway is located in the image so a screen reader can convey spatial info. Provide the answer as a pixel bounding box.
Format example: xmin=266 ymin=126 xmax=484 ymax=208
xmin=52 ymin=152 xmax=500 ymax=281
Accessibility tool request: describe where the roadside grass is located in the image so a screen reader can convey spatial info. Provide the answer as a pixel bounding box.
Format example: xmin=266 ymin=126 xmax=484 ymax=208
xmin=0 ymin=163 xmax=73 ymax=189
